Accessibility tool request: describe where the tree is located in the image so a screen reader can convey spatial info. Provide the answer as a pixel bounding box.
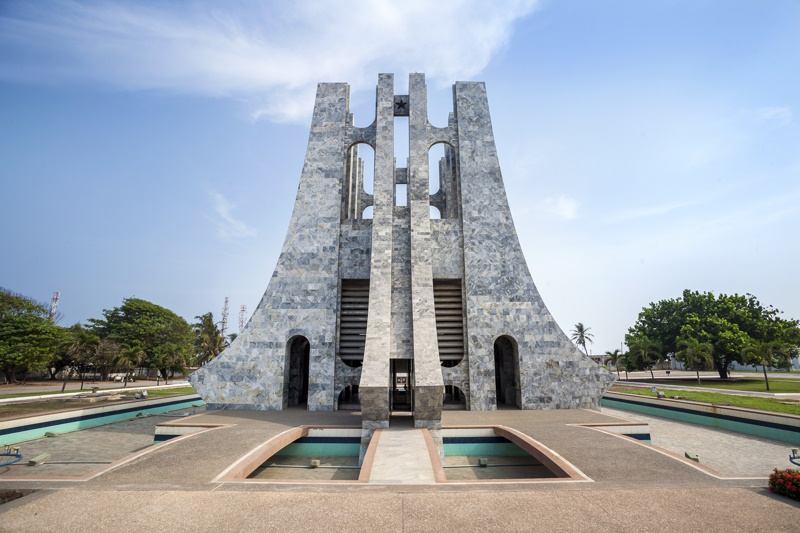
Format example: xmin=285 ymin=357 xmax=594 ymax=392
xmin=59 ymin=324 xmax=99 ymax=392
xmin=676 ymin=333 xmax=714 ymax=385
xmin=628 ymin=290 xmax=800 ymax=378
xmin=89 ymin=298 xmax=193 ymax=382
xmin=742 ymin=340 xmax=795 ymax=392
xmin=114 ymin=346 xmax=146 ymax=387
xmin=193 ymin=312 xmax=227 ymax=366
xmin=570 ymin=322 xmax=594 ymax=356
xmin=626 ymin=336 xmax=661 ymax=381
xmin=605 ymin=349 xmax=622 ymax=378
xmin=0 ymin=288 xmax=60 ymax=383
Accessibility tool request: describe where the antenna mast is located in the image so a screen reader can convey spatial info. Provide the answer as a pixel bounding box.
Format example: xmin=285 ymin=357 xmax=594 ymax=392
xmin=48 ymin=291 xmax=60 ymax=323
xmin=239 ymin=305 xmax=247 ymax=332
xmin=221 ymin=297 xmax=229 ymax=339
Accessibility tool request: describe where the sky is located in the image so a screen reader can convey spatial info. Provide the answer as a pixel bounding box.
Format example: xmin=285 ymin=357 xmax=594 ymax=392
xmin=1 ymin=0 xmax=798 ymax=354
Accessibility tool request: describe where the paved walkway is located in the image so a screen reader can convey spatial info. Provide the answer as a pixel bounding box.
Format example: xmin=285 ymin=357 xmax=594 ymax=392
xmin=601 ymin=406 xmax=797 ymax=476
xmin=368 ymin=428 xmax=436 ymax=484
xmin=0 ymin=406 xmax=205 ymax=479
xmin=1 ymin=408 xmax=799 ymax=531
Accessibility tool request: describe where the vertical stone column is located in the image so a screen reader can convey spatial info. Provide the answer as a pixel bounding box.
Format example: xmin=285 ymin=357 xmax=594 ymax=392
xmin=188 ymin=83 xmax=349 ymax=411
xmin=455 ymin=82 xmax=614 ymax=410
xmin=408 ymin=74 xmax=444 ymax=429
xmin=359 ymin=74 xmax=395 ymax=435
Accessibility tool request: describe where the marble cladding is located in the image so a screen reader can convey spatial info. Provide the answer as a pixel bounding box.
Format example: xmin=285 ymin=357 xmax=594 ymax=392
xmin=190 ymin=73 xmax=614 ymax=419
xmin=188 ymin=83 xmax=350 ymax=411
xmin=390 ymin=208 xmax=413 ymax=359
xmin=408 ymin=73 xmax=444 ymax=427
xmin=453 ymin=81 xmax=615 ymax=410
xmin=358 ymin=73 xmax=395 ymax=429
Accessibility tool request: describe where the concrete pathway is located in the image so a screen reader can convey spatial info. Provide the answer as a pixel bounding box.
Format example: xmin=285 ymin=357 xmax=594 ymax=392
xmin=601 ymin=406 xmax=797 ymax=476
xmin=368 ymin=428 xmax=435 ymax=484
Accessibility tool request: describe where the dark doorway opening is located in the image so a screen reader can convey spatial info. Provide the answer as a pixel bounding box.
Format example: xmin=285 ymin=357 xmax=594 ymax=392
xmin=390 ymin=359 xmax=413 ymax=414
xmin=494 ymin=336 xmax=521 ymax=409
xmin=337 ymin=384 xmax=360 ymax=410
xmin=287 ymin=336 xmax=310 ymax=407
xmin=443 ymin=384 xmax=467 ymax=410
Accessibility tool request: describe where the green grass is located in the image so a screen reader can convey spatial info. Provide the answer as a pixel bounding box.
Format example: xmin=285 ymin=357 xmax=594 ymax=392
xmin=143 ymin=387 xmax=196 ymax=397
xmin=616 ymin=378 xmax=800 ymax=393
xmin=612 ymin=386 xmax=800 ymax=416
xmin=0 ymin=386 xmax=198 ymax=419
xmin=0 ymin=385 xmax=196 ymax=400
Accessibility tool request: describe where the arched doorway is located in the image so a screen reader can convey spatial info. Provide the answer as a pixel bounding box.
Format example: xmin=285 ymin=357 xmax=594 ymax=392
xmin=494 ymin=335 xmax=521 ymax=409
xmin=287 ymin=336 xmax=310 ymax=407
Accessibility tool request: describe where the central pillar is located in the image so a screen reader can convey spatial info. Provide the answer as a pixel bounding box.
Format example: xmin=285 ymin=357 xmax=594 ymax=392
xmin=359 ymin=74 xmax=395 ymax=439
xmin=408 ymin=73 xmax=444 ymax=430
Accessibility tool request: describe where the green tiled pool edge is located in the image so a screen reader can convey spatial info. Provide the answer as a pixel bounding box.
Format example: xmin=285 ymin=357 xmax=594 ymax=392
xmin=601 ymin=397 xmax=800 ymax=445
xmin=1 ymin=396 xmax=204 ymax=446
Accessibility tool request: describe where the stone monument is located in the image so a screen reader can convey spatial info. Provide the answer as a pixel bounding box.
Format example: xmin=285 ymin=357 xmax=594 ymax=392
xmin=189 ymin=73 xmax=615 ymax=435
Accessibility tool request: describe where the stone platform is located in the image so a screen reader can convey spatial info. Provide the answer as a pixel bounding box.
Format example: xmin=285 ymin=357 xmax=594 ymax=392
xmin=0 ymin=408 xmax=797 ymax=531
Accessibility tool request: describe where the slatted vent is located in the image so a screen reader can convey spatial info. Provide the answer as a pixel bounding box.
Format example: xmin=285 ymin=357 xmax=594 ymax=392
xmin=339 ymin=279 xmax=369 ymax=363
xmin=434 ymin=279 xmax=464 ymax=364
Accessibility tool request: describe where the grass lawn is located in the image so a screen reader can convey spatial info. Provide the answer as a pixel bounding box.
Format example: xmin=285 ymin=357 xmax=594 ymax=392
xmin=611 ymin=386 xmax=800 ymax=416
xmin=0 ymin=385 xmax=196 ymax=400
xmin=615 ymin=378 xmax=800 ymax=393
xmin=0 ymin=387 xmax=199 ymax=420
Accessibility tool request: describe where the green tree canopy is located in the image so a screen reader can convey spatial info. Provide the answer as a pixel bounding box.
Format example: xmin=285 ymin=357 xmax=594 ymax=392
xmin=675 ymin=330 xmax=714 ymax=385
xmin=0 ymin=287 xmax=61 ymax=383
xmin=626 ymin=336 xmax=662 ymax=381
xmin=88 ymin=297 xmax=193 ymax=381
xmin=628 ymin=290 xmax=800 ymax=378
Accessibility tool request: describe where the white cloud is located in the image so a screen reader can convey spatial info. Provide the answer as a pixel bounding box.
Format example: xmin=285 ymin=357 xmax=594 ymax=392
xmin=614 ymin=200 xmax=695 ymax=221
xmin=0 ymin=0 xmax=539 ymax=123
xmin=209 ymin=191 xmax=256 ymax=239
xmin=540 ymin=195 xmax=578 ymax=220
xmin=755 ymin=106 xmax=793 ymax=126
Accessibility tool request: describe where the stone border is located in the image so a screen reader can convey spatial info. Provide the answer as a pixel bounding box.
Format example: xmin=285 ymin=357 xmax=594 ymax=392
xmin=603 ymin=391 xmax=800 ymax=444
xmin=214 ymin=425 xmax=378 ymax=484
xmin=0 ymin=410 xmax=230 ymax=483
xmin=429 ymin=425 xmax=592 ymax=484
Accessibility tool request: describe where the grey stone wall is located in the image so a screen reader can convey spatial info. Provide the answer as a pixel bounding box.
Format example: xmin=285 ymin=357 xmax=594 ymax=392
xmin=408 ymin=74 xmax=445 ymax=429
xmin=453 ymin=81 xmax=615 ymax=410
xmin=190 ymin=73 xmax=613 ymax=422
xmin=359 ymin=74 xmax=395 ymax=431
xmin=188 ymin=83 xmax=349 ymax=411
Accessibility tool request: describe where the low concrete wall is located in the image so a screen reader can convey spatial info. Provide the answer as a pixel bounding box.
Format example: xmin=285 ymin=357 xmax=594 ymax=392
xmin=601 ymin=391 xmax=800 ymax=445
xmin=0 ymin=394 xmax=204 ymax=446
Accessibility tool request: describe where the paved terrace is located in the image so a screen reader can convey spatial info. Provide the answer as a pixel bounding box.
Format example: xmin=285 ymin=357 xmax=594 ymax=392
xmin=0 ymin=408 xmax=797 ymax=531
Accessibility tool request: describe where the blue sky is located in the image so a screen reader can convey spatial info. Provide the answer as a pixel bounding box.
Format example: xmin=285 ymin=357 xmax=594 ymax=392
xmin=1 ymin=0 xmax=798 ymax=354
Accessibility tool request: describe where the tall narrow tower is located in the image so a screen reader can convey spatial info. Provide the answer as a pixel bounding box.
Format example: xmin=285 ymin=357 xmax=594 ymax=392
xmin=239 ymin=305 xmax=247 ymax=333
xmin=189 ymin=74 xmax=615 ymax=432
xmin=220 ymin=297 xmax=229 ymax=340
xmin=48 ymin=291 xmax=59 ymax=323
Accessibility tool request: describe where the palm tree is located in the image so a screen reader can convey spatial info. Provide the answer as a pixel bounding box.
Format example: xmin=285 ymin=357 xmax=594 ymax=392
xmin=676 ymin=336 xmax=713 ymax=385
xmin=741 ymin=340 xmax=792 ymax=392
xmin=61 ymin=325 xmax=99 ymax=392
xmin=627 ymin=337 xmax=661 ymax=381
xmin=193 ymin=312 xmax=227 ymax=366
xmin=570 ymin=323 xmax=594 ymax=356
xmin=605 ymin=349 xmax=622 ymax=378
xmin=115 ymin=346 xmax=146 ymax=388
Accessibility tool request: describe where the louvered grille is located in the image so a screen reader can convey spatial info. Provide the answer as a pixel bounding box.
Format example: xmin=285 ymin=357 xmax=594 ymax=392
xmin=339 ymin=279 xmax=369 ymax=362
xmin=434 ymin=279 xmax=464 ymax=363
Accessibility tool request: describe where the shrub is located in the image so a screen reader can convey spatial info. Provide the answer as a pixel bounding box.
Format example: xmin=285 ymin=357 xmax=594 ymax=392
xmin=768 ymin=468 xmax=800 ymax=501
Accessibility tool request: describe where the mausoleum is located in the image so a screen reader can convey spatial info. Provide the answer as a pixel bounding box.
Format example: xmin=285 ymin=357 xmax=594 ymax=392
xmin=189 ymin=73 xmax=615 ymax=434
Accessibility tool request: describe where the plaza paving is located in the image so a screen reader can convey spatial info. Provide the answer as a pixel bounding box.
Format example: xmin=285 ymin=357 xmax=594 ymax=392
xmin=0 ymin=406 xmax=797 ymax=531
